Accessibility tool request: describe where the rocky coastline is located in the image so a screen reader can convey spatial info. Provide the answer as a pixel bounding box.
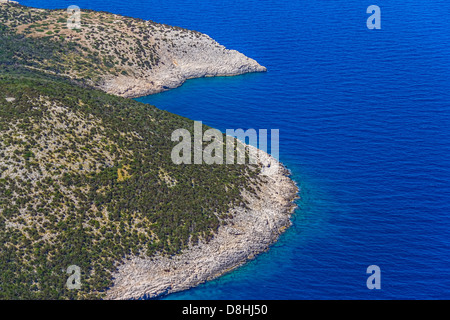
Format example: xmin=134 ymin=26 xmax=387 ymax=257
xmin=106 ymin=148 xmax=299 ymax=300
xmin=1 ymin=2 xmax=267 ymax=98
xmin=98 ymin=32 xmax=267 ymax=98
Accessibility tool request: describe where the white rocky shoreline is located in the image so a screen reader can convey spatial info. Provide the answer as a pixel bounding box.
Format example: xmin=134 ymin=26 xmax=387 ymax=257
xmin=99 ymin=32 xmax=267 ymax=98
xmin=106 ymin=149 xmax=299 ymax=300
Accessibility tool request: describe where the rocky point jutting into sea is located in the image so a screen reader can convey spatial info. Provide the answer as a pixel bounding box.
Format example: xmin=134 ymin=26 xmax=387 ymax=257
xmin=107 ymin=148 xmax=298 ymax=300
xmin=100 ymin=31 xmax=268 ymax=98
xmin=0 ymin=1 xmax=266 ymax=98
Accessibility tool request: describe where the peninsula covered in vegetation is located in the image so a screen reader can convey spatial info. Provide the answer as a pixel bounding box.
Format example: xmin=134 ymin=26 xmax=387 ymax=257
xmin=0 ymin=2 xmax=298 ymax=299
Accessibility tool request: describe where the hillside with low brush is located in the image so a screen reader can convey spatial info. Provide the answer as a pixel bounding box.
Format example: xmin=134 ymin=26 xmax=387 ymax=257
xmin=0 ymin=3 xmax=266 ymax=97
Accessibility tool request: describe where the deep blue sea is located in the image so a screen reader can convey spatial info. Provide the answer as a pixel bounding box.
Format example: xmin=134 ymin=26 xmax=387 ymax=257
xmin=24 ymin=0 xmax=450 ymax=299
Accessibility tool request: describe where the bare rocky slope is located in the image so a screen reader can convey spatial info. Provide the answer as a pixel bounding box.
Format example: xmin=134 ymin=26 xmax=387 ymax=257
xmin=99 ymin=30 xmax=267 ymax=97
xmin=0 ymin=2 xmax=266 ymax=97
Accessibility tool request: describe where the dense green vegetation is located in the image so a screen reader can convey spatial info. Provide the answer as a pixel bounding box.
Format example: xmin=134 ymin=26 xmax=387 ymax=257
xmin=0 ymin=4 xmax=262 ymax=299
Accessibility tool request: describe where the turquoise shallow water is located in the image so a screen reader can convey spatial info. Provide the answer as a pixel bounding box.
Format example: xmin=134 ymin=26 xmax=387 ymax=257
xmin=24 ymin=0 xmax=450 ymax=299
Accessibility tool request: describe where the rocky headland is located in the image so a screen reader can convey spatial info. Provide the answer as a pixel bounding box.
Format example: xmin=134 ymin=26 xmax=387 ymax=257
xmin=99 ymin=31 xmax=267 ymax=98
xmin=107 ymin=148 xmax=298 ymax=300
xmin=0 ymin=2 xmax=266 ymax=97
